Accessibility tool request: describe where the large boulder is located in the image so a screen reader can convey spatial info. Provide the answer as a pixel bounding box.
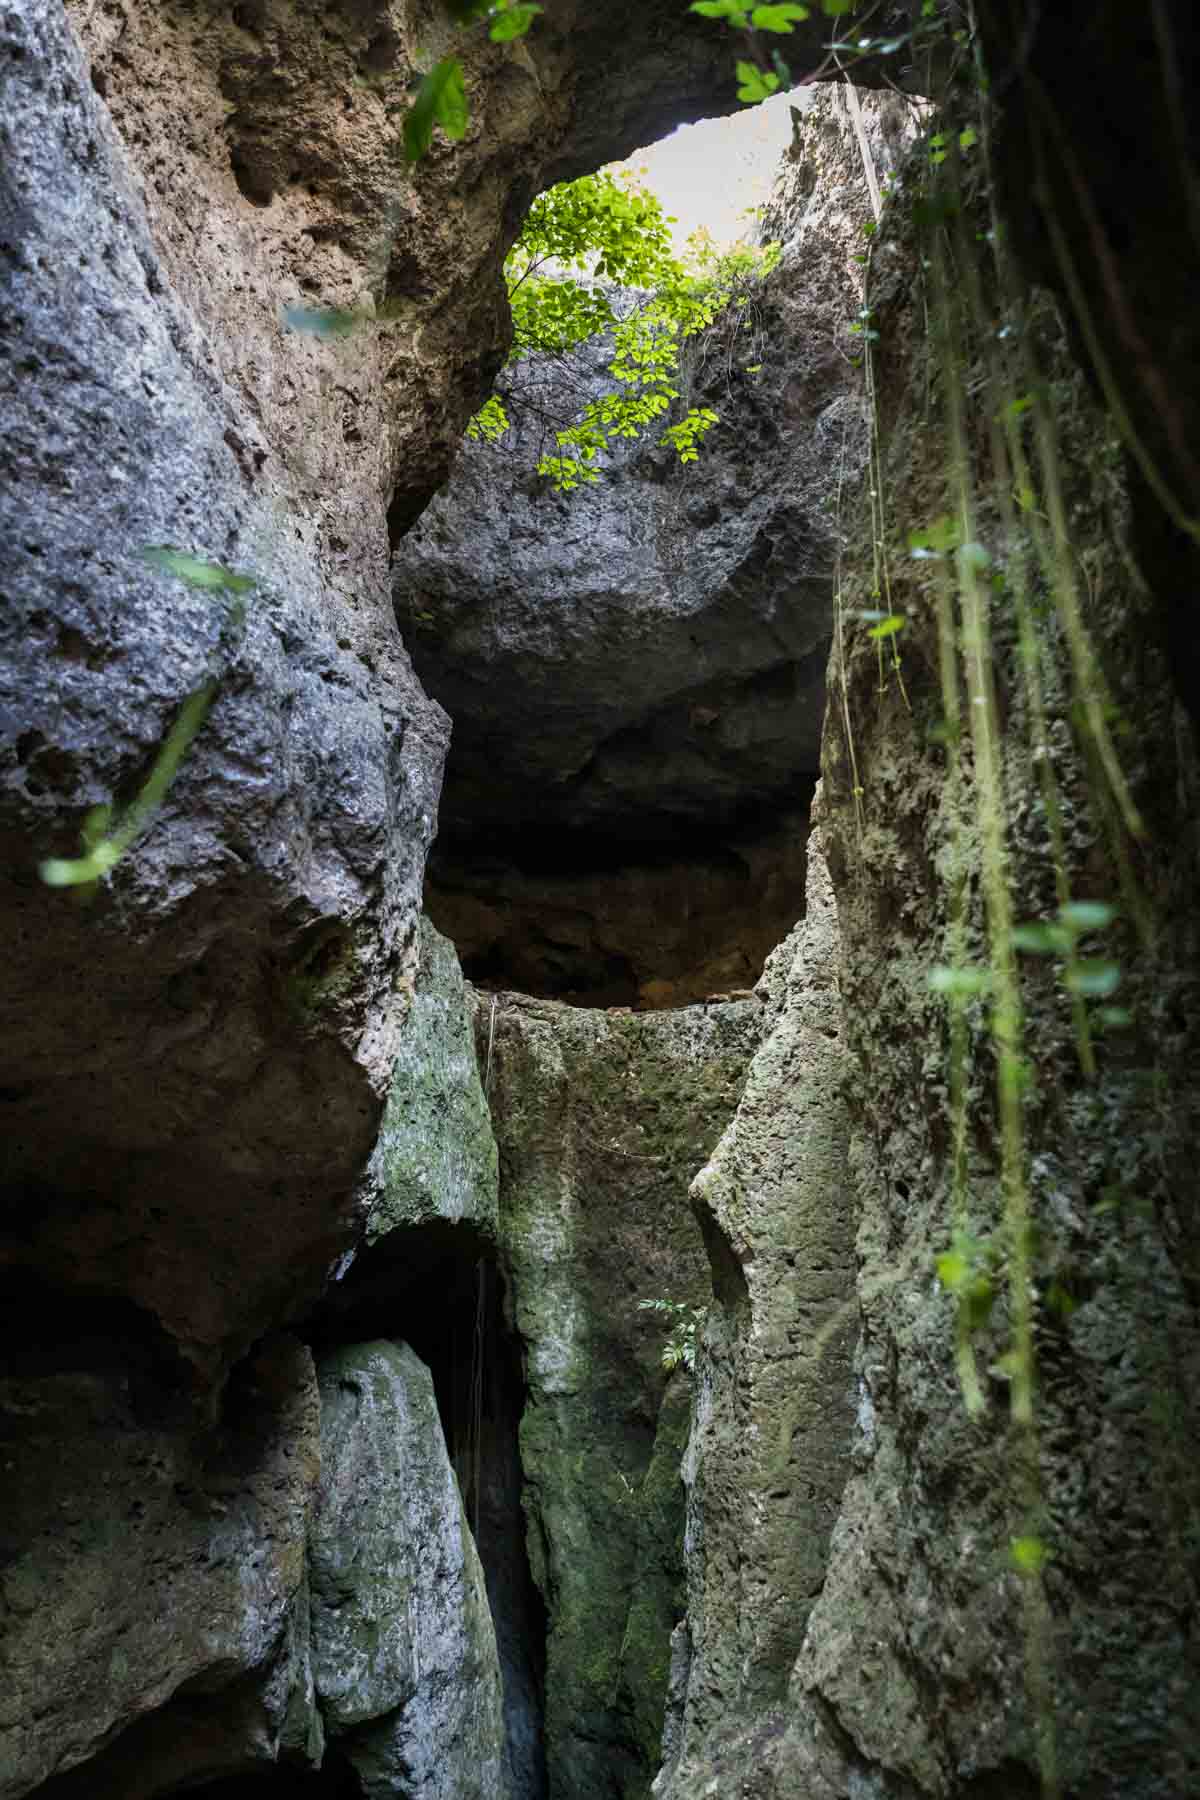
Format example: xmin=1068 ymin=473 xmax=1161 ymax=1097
xmin=393 ymin=85 xmax=916 ymax=1006
xmin=0 ymin=0 xmax=450 ymax=1381
xmin=0 ymin=1332 xmax=321 ymax=1799
xmin=311 ymin=1339 xmax=507 ymax=1800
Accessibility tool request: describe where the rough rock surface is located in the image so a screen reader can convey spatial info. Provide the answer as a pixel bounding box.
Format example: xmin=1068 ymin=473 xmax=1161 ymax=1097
xmin=1 ymin=0 xmax=864 ymax=1381
xmin=655 ymin=812 xmax=855 ymax=1797
xmin=0 ymin=1332 xmax=320 ymax=1799
xmin=484 ymin=991 xmax=760 ymax=1799
xmin=311 ymin=1339 xmax=506 ymax=1800
xmin=394 ymin=85 xmax=916 ymax=1006
xmin=0 ymin=0 xmax=449 ymax=1379
xmin=651 ymin=93 xmax=1200 ymax=1800
xmin=0 ymin=9 xmax=853 ymax=1781
xmin=431 ymin=809 xmax=812 ymax=1010
xmin=364 ymin=915 xmax=500 ymax=1244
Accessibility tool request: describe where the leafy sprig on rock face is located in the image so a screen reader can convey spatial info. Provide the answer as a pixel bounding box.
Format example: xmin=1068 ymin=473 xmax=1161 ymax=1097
xmin=469 ymin=172 xmax=780 ymax=490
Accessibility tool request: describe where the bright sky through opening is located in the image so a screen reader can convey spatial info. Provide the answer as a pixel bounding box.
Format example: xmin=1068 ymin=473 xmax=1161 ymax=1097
xmin=610 ymin=89 xmax=801 ymax=252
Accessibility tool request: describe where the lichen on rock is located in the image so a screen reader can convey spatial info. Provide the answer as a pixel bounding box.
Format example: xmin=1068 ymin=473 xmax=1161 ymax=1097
xmin=485 ymin=990 xmax=761 ymax=1799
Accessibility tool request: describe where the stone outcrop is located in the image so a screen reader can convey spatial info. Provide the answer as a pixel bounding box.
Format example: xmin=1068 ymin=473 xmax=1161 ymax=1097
xmin=484 ymin=991 xmax=760 ymax=1799
xmin=5 ymin=0 xmax=1199 ymax=1794
xmin=364 ymin=915 xmax=500 ymax=1244
xmin=655 ymin=811 xmax=855 ymax=1798
xmin=311 ymin=1339 xmax=506 ymax=1800
xmin=0 ymin=1333 xmax=321 ymax=1799
xmin=649 ymin=71 xmax=1200 ymax=1800
xmin=1 ymin=0 xmax=864 ymax=1388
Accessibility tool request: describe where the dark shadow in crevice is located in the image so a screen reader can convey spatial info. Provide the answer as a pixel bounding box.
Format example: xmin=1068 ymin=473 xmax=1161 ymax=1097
xmin=691 ymin=1190 xmax=749 ymax=1319
xmin=305 ymin=1224 xmax=548 ymax=1800
xmin=0 ymin=1264 xmax=196 ymax=1426
xmin=174 ymin=1758 xmax=362 ymax=1797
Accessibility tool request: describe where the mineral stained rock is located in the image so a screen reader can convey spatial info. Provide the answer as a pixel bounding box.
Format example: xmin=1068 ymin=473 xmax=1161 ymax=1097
xmin=365 ymin=915 xmax=501 ymax=1244
xmin=651 ymin=86 xmax=1200 ymax=1800
xmin=484 ymin=990 xmax=760 ymax=1799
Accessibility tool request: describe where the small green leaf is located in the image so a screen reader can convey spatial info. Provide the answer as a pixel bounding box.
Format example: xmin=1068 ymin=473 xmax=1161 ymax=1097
xmin=929 ymin=965 xmax=992 ymax=996
xmin=434 ymin=57 xmax=468 ymax=138
xmin=403 ymin=57 xmax=467 ymax=162
xmin=958 ymin=125 xmax=979 ymax=150
xmin=750 ymin=3 xmax=810 ymax=32
xmin=1059 ymin=899 xmax=1116 ymax=933
xmin=140 ymin=547 xmax=256 ymax=593
xmin=735 ymin=59 xmax=780 ymax=102
xmin=908 ymin=515 xmax=960 ymax=557
xmin=1064 ymin=960 xmax=1121 ymax=997
xmin=1010 ymin=1535 xmax=1049 ymax=1575
xmin=936 ymin=1249 xmax=968 ymax=1292
xmin=1011 ymin=921 xmax=1071 ymax=954
xmin=489 ymin=2 xmax=541 ymax=41
xmin=867 ymin=613 xmax=905 ymax=639
xmin=282 ymin=303 xmax=366 ymax=340
xmin=822 ymin=0 xmax=854 ymax=13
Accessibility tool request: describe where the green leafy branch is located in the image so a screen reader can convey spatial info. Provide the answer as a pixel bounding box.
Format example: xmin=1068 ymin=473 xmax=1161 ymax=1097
xmin=638 ymin=1297 xmax=706 ymax=1374
xmin=403 ymin=0 xmax=543 ymax=164
xmin=468 ymin=171 xmax=779 ymax=488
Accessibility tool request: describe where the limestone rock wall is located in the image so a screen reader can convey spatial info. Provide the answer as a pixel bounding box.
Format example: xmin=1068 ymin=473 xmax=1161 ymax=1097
xmin=655 ymin=813 xmax=855 ymax=1798
xmin=1 ymin=0 xmax=815 ymax=1387
xmin=651 ymin=77 xmax=1200 ymax=1800
xmin=483 ymin=991 xmax=760 ymax=1799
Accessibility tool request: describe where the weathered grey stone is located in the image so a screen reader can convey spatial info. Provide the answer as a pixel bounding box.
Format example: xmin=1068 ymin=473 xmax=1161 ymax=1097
xmin=311 ymin=1339 xmax=507 ymax=1800
xmin=0 ymin=1332 xmax=320 ymax=1799
xmin=1 ymin=0 xmax=860 ymax=1380
xmin=485 ymin=992 xmax=760 ymax=1799
xmin=655 ymin=811 xmax=855 ymax=1798
xmin=394 ymin=84 xmax=918 ymax=1006
xmin=365 ymin=915 xmax=500 ymax=1243
xmin=393 ymin=216 xmax=864 ymax=852
xmin=0 ymin=0 xmax=450 ymax=1378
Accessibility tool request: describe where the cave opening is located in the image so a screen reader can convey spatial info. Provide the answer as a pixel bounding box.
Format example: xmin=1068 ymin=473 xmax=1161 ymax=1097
xmin=306 ymin=1223 xmax=548 ymax=1800
xmin=393 ymin=92 xmax=835 ymax=1011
